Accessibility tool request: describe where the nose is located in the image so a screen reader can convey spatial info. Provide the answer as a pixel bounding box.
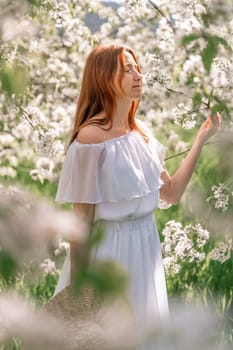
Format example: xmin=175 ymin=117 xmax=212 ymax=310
xmin=134 ymin=70 xmax=142 ymax=80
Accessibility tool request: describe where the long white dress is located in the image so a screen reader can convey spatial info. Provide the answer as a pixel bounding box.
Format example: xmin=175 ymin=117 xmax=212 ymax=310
xmin=54 ymin=119 xmax=169 ymax=335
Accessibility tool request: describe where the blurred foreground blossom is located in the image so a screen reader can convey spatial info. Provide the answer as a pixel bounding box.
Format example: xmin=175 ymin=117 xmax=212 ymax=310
xmin=0 ymin=0 xmax=37 ymax=43
xmin=0 ymin=293 xmax=66 ymax=350
xmin=0 ymin=291 xmax=227 ymax=350
xmin=144 ymin=301 xmax=226 ymax=350
xmin=0 ymin=183 xmax=87 ymax=268
xmin=42 ymin=279 xmax=227 ymax=350
xmin=1 ymin=18 xmax=37 ymax=42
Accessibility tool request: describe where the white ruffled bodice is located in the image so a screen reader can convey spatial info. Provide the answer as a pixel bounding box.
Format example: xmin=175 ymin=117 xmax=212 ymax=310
xmin=55 ymin=120 xmax=166 ymax=221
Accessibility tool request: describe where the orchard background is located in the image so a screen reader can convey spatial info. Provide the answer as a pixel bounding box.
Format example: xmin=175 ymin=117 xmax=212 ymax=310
xmin=0 ymin=0 xmax=232 ymax=349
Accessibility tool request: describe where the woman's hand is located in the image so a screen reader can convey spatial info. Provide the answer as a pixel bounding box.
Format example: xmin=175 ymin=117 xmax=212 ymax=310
xmin=160 ymin=112 xmax=222 ymax=204
xmin=196 ymin=112 xmax=222 ymax=145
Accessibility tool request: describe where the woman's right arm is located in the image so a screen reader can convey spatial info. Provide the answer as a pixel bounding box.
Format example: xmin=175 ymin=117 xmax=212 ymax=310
xmin=70 ymin=203 xmax=95 ymax=281
xmin=159 ymin=114 xmax=221 ymax=204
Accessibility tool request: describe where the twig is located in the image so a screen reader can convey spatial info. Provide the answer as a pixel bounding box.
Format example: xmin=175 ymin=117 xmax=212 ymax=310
xmin=165 ymin=87 xmax=210 ymax=109
xmin=148 ymin=0 xmax=175 ymax=33
xmin=165 ymin=140 xmax=220 ymax=161
xmin=207 ymin=89 xmax=214 ymax=109
xmin=165 ymin=87 xmax=186 ymax=95
xmin=226 ymin=180 xmax=233 ymax=189
xmin=186 ymin=107 xmax=209 ymax=115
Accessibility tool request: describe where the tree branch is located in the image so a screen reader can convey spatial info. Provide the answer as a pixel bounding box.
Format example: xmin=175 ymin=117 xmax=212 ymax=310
xmin=165 ymin=140 xmax=220 ymax=161
xmin=148 ymin=0 xmax=175 ymax=33
xmin=165 ymin=87 xmax=210 ymax=109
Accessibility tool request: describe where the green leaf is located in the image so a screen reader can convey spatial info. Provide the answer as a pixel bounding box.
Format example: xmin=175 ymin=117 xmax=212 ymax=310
xmin=181 ymin=34 xmax=200 ymax=46
xmin=213 ymin=35 xmax=231 ymax=51
xmin=0 ymin=250 xmax=17 ymax=281
xmin=192 ymin=92 xmax=202 ymax=110
xmin=186 ymin=73 xmax=195 ymax=86
xmin=210 ymin=103 xmax=229 ymax=116
xmin=201 ymin=37 xmax=218 ymax=73
xmin=89 ymin=221 xmax=105 ymax=248
xmin=73 ymin=260 xmax=128 ymax=298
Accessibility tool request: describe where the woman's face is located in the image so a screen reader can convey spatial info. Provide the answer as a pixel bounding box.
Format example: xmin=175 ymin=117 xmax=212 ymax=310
xmin=114 ymin=50 xmax=142 ymax=100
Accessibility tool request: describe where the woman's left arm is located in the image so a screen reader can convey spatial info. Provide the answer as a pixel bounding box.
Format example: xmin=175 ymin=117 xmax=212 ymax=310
xmin=160 ymin=113 xmax=222 ymax=204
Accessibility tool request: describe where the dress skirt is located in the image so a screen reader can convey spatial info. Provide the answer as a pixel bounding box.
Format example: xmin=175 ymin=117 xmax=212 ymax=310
xmin=91 ymin=213 xmax=169 ymax=329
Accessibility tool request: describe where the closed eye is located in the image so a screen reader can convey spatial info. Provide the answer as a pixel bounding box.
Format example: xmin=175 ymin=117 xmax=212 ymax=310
xmin=125 ymin=64 xmax=140 ymax=73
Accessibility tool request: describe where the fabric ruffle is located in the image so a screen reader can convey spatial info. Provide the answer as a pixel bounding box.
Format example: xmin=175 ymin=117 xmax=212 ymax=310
xmin=55 ymin=120 xmax=166 ymax=204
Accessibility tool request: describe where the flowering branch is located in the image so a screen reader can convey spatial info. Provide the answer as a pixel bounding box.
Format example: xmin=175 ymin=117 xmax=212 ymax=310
xmin=148 ymin=0 xmax=175 ymax=33
xmin=165 ymin=87 xmax=210 ymax=109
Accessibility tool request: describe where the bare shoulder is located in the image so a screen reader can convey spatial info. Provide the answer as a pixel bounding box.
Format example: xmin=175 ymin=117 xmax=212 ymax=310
xmin=77 ymin=124 xmax=105 ymax=144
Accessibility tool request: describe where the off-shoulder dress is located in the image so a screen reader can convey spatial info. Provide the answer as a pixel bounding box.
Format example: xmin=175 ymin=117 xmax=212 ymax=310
xmin=54 ymin=119 xmax=169 ymax=329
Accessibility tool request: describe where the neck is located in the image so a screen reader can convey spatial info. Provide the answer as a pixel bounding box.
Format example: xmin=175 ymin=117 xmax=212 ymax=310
xmin=112 ymin=98 xmax=132 ymax=129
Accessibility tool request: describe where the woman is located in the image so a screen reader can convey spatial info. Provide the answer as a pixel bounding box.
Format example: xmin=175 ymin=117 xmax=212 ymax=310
xmin=54 ymin=44 xmax=221 ymax=330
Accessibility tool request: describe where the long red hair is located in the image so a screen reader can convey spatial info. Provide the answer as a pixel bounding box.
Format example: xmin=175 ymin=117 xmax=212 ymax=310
xmin=69 ymin=44 xmax=147 ymax=145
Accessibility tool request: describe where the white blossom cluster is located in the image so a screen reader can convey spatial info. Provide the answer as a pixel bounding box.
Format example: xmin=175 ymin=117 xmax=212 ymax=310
xmin=120 ymin=0 xmax=148 ymax=18
xmin=30 ymin=157 xmax=55 ymax=183
xmin=142 ymin=52 xmax=171 ymax=88
xmin=40 ymin=238 xmax=70 ymax=275
xmin=211 ymin=58 xmax=231 ymax=91
xmin=161 ymin=220 xmax=209 ymax=274
xmin=178 ymin=0 xmax=206 ymax=18
xmin=34 ymin=131 xmax=57 ymax=158
xmin=209 ymin=239 xmax=233 ymax=263
xmin=143 ymin=69 xmax=171 ymax=88
xmin=209 ymin=183 xmax=232 ymax=212
xmin=22 ymin=106 xmax=65 ymax=182
xmin=155 ymin=18 xmax=176 ymax=55
xmin=158 ymin=198 xmax=172 ymax=210
xmin=162 ymin=219 xmax=233 ymax=275
xmin=178 ymin=54 xmax=205 ymax=87
xmin=172 ymin=103 xmax=197 ymax=129
xmin=54 ymin=238 xmax=70 ymax=256
xmin=40 ymin=258 xmax=57 ymax=276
